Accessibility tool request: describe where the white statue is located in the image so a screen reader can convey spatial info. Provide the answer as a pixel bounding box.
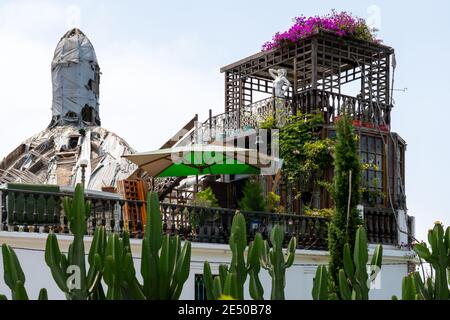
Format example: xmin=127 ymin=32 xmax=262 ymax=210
xmin=269 ymin=68 xmax=291 ymax=98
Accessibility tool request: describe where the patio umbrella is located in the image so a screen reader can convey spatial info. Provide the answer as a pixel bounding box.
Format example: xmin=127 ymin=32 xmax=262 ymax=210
xmin=123 ymin=144 xmax=276 ymax=177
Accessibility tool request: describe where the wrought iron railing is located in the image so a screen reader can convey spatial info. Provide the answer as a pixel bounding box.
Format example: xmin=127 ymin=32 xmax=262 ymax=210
xmin=0 ymin=187 xmax=409 ymax=248
xmin=297 ymin=90 xmax=391 ymax=126
xmin=187 ymin=89 xmax=392 ymax=145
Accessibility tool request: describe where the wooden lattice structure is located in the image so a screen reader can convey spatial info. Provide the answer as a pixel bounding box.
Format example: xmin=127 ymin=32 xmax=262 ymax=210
xmin=220 ymin=29 xmax=394 ymax=127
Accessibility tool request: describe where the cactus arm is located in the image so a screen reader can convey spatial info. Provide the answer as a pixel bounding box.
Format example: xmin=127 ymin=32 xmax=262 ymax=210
xmin=13 ymin=280 xmax=29 ymax=300
xmin=371 ymin=244 xmax=383 ymax=269
xmin=342 ymin=243 xmax=355 ymax=281
xmin=414 ymin=243 xmax=431 ymax=261
xmin=311 ymin=265 xmax=328 ymax=300
xmin=147 ymin=192 xmax=162 ymax=253
xmin=158 ymin=234 xmax=171 ymax=299
xmin=171 ymin=241 xmax=191 ymax=300
xmin=203 ymin=261 xmax=216 ymax=300
xmin=411 ymin=272 xmax=427 ymax=300
xmin=142 ymin=191 xmax=162 ymax=299
xmin=260 ymin=240 xmax=270 ymax=270
xmin=269 ymin=225 xmax=286 ymax=300
xmin=38 ymin=288 xmax=48 ymax=300
xmin=87 ymin=253 xmax=103 ymax=296
xmin=212 ymin=277 xmax=222 ymax=300
xmin=223 ymin=274 xmax=233 ymax=296
xmin=285 ymin=236 xmax=297 ymax=268
xmin=103 ymin=255 xmax=120 ymax=300
xmin=168 ymin=236 xmax=180 ymax=282
xmin=2 ymin=244 xmax=26 ymax=291
xmin=402 ymin=274 xmax=416 ymax=300
xmin=86 ymin=227 xmax=106 ymax=295
xmin=44 ymin=233 xmax=69 ymax=292
xmin=338 ymin=269 xmax=352 ymax=300
xmin=249 ymin=267 xmax=264 ymax=300
xmin=248 ymin=234 xmax=264 ymax=300
xmin=444 ymin=227 xmax=450 ymax=266
xmin=223 ymin=273 xmax=238 ymax=299
xmin=353 ymin=227 xmax=369 ymax=275
xmin=218 ymin=264 xmax=228 ymax=289
xmin=247 ymin=233 xmax=262 ymax=270
xmin=229 ymin=212 xmax=247 ymax=300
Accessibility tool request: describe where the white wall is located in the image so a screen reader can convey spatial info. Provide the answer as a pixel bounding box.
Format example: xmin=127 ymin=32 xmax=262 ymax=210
xmin=0 ymin=233 xmax=413 ymax=300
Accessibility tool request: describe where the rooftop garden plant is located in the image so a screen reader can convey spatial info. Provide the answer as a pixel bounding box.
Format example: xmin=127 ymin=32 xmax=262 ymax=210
xmin=239 ymin=179 xmax=266 ymax=212
xmin=262 ymin=10 xmax=379 ymax=51
xmin=191 ymin=186 xmax=219 ymax=207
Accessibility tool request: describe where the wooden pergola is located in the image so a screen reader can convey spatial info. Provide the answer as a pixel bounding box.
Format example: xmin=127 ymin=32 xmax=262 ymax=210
xmin=220 ymin=29 xmax=395 ymax=126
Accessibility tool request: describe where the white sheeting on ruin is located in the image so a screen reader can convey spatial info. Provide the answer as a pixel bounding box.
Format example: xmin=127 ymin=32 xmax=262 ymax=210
xmin=51 ymin=28 xmax=100 ymax=127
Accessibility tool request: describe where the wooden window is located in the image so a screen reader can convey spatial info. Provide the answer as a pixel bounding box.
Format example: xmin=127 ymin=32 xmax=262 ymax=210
xmin=360 ymin=135 xmax=385 ymax=206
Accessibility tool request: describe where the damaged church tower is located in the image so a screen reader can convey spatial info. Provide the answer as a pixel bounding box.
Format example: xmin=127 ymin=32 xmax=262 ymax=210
xmin=0 ymin=28 xmax=137 ymax=190
xmin=50 ymin=28 xmax=101 ymax=127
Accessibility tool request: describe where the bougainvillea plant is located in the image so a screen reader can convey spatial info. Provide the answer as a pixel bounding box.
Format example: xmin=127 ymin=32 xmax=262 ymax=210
xmin=262 ymin=10 xmax=379 ymax=51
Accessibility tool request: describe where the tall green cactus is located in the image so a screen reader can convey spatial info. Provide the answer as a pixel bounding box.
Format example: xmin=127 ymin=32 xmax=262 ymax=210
xmin=203 ymin=211 xmax=263 ymax=300
xmin=312 ymin=226 xmax=383 ymax=300
xmin=140 ymin=191 xmax=191 ymax=300
xmin=260 ymin=224 xmax=296 ymax=300
xmin=1 ymin=244 xmax=47 ymax=300
xmin=397 ymin=222 xmax=449 ymax=300
xmin=44 ymin=183 xmax=106 ymax=300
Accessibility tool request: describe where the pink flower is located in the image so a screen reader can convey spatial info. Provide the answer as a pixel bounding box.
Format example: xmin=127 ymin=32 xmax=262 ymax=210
xmin=262 ymin=10 xmax=379 ymax=51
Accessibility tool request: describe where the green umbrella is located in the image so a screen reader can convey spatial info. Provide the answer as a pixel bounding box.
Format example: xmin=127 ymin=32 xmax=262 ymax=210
xmin=123 ymin=144 xmax=276 ymax=177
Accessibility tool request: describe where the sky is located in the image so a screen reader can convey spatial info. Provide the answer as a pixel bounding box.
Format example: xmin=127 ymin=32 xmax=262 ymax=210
xmin=0 ymin=0 xmax=449 ymax=243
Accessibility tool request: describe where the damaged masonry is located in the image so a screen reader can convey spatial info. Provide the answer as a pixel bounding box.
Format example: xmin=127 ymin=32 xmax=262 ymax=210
xmin=0 ymin=28 xmax=137 ymax=190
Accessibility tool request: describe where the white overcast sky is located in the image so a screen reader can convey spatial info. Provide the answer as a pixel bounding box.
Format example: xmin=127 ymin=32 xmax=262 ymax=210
xmin=0 ymin=0 xmax=450 ymax=242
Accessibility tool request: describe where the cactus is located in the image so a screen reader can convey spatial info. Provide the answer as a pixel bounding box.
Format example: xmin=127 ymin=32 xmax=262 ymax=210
xmin=260 ymin=224 xmax=296 ymax=300
xmin=203 ymin=211 xmax=263 ymax=300
xmin=312 ymin=226 xmax=383 ymax=300
xmin=1 ymin=244 xmax=47 ymax=300
xmin=93 ymin=191 xmax=191 ymax=300
xmin=397 ymin=222 xmax=450 ymax=300
xmin=312 ymin=265 xmax=329 ymax=300
xmin=103 ymin=232 xmax=146 ymax=300
xmin=336 ymin=227 xmax=383 ymax=300
xmin=44 ymin=183 xmax=106 ymax=300
xmin=140 ymin=191 xmax=191 ymax=300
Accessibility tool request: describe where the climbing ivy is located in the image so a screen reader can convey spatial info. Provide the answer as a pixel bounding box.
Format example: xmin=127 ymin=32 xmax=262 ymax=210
xmin=261 ymin=111 xmax=332 ymax=205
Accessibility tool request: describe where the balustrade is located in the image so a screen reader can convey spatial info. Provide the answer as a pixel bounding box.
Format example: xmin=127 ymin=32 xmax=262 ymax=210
xmin=0 ymin=188 xmax=405 ymax=248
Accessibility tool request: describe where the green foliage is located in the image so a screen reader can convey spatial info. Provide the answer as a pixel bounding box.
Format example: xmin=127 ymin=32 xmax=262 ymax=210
xmin=396 ymin=222 xmax=450 ymax=300
xmin=304 ymin=206 xmax=334 ymax=218
xmin=45 ymin=184 xmax=106 ymax=300
xmin=238 ymin=179 xmax=266 ymax=212
xmin=278 ymin=112 xmax=331 ymax=187
xmin=266 ymin=192 xmax=281 ymax=213
xmin=327 ymin=115 xmax=362 ymax=288
xmin=203 ymin=211 xmax=264 ymax=300
xmin=312 ymin=226 xmax=383 ymax=300
xmin=260 ymin=225 xmax=297 ymax=300
xmin=259 ymin=115 xmax=277 ymax=130
xmin=191 ymin=187 xmax=219 ymax=207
